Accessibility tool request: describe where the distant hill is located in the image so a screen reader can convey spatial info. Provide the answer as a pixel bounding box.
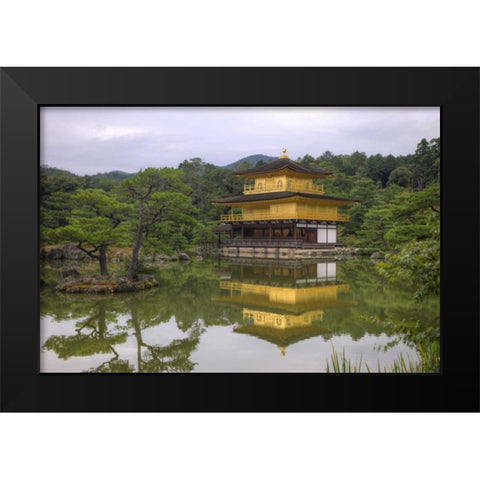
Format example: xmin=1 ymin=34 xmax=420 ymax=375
xmin=221 ymin=154 xmax=278 ymax=170
xmin=40 ymin=166 xmax=133 ymax=181
xmin=40 ymin=166 xmax=78 ymax=177
xmin=89 ymin=170 xmax=133 ymax=181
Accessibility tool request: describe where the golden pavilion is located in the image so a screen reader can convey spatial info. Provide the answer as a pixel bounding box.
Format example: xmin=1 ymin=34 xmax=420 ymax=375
xmin=213 ymin=259 xmax=355 ymax=355
xmin=212 ymin=149 xmax=357 ymax=256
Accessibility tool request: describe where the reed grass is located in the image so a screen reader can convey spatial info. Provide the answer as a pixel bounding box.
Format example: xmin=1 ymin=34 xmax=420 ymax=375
xmin=325 ymin=341 xmax=439 ymax=373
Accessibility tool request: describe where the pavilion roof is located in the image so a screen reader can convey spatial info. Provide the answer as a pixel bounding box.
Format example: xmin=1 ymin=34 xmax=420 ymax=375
xmin=235 ymin=158 xmax=332 ymax=177
xmin=212 ymin=294 xmax=356 ymax=313
xmin=212 ymin=191 xmax=358 ymax=204
xmin=234 ymin=324 xmax=330 ymax=347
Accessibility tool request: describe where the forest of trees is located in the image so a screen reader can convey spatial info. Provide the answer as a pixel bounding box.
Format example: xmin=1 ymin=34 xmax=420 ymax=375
xmin=40 ymin=137 xmax=440 ymax=296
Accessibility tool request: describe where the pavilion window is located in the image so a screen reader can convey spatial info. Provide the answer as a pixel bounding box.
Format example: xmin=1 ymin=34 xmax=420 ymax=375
xmin=317 ymin=225 xmax=327 ymax=243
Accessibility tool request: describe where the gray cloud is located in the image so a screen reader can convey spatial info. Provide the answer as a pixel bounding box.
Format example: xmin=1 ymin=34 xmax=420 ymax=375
xmin=40 ymin=107 xmax=440 ymax=175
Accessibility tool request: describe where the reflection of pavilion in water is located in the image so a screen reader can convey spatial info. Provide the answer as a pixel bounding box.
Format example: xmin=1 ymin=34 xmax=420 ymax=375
xmin=213 ymin=259 xmax=354 ymax=355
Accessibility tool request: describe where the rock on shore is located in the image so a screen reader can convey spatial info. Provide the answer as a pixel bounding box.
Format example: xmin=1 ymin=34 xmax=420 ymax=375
xmin=370 ymin=251 xmax=385 ymax=260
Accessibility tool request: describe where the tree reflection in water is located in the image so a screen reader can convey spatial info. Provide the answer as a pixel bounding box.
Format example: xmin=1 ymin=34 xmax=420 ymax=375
xmin=40 ymin=259 xmax=439 ymax=372
xmin=43 ymin=300 xmax=129 ymax=367
xmin=128 ymin=296 xmax=204 ymax=373
xmin=42 ymin=290 xmax=206 ymax=373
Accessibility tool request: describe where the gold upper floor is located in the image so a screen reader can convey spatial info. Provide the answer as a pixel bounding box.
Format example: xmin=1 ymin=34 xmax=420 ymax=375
xmin=243 ymin=308 xmax=324 ymax=329
xmin=244 ymin=174 xmax=324 ymax=195
xmin=220 ymin=200 xmax=350 ymax=222
xmin=213 ymin=152 xmax=356 ymax=223
xmin=214 ymin=281 xmax=350 ymax=312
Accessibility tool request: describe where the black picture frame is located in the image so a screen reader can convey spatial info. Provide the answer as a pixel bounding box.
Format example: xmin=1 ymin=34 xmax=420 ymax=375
xmin=1 ymin=67 xmax=478 ymax=412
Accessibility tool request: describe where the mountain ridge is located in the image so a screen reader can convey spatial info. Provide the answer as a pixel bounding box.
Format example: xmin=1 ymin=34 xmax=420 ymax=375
xmin=40 ymin=153 xmax=280 ymax=178
xmin=220 ymin=154 xmax=278 ymax=170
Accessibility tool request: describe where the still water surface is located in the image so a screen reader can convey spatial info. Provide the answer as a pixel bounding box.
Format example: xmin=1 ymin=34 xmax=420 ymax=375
xmin=40 ymin=258 xmax=439 ymax=372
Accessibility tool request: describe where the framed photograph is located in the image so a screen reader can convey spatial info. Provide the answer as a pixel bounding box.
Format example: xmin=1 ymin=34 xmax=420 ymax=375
xmin=1 ymin=67 xmax=478 ymax=411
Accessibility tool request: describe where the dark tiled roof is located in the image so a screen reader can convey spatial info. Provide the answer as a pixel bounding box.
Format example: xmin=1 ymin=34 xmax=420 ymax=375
xmin=212 ymin=191 xmax=358 ymax=204
xmin=214 ymin=296 xmax=354 ymax=313
xmin=233 ymin=324 xmax=330 ymax=347
xmin=235 ymin=158 xmax=332 ymax=177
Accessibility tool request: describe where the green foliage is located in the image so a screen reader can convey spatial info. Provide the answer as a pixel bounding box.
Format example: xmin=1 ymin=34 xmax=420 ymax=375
xmin=169 ymin=232 xmax=188 ymax=253
xmin=410 ymin=138 xmax=440 ymax=190
xmin=179 ymin=158 xmax=244 ymax=222
xmin=235 ymin=160 xmax=252 ymax=171
xmin=83 ymin=170 xmax=133 ymax=191
xmin=388 ymin=166 xmax=413 ymax=187
xmin=44 ymin=332 xmax=128 ymax=358
xmin=55 ymin=190 xmax=130 ymax=243
xmin=51 ymin=189 xmax=131 ymax=274
xmin=384 ymin=222 xmax=430 ymax=246
xmin=192 ymin=222 xmax=217 ymax=253
xmin=389 ymin=184 xmax=440 ymax=218
xmin=377 ymin=232 xmax=440 ymax=302
xmin=40 ymin=163 xmax=222 ymax=274
xmin=117 ymin=168 xmax=194 ymax=277
xmin=43 ymin=299 xmax=128 ymax=358
xmin=56 ymin=217 xmax=119 ymax=247
xmin=40 ymin=167 xmax=83 ymax=200
xmin=375 ymin=185 xmax=440 ymax=302
xmin=40 ymin=191 xmax=76 ymax=244
xmin=321 ymin=172 xmax=354 ymax=196
xmin=119 ymin=167 xmax=190 ymax=200
xmin=40 ymin=137 xmax=440 ymax=291
xmin=326 ymin=340 xmax=439 ymax=373
xmin=142 ymin=191 xmax=198 ymax=254
xmin=326 ymin=343 xmax=364 ymax=373
xmin=71 ymin=188 xmax=132 ymax=223
xmin=341 ymin=177 xmax=378 ymax=235
xmin=356 ymin=183 xmax=439 ymax=251
xmin=356 ymin=203 xmax=394 ymax=251
xmin=364 ymin=154 xmax=400 ymax=187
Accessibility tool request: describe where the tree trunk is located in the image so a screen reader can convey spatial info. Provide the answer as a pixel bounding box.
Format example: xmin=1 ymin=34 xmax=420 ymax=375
xmin=127 ymin=199 xmax=144 ymax=279
xmin=129 ymin=299 xmax=143 ymax=373
xmin=97 ymin=303 xmax=106 ymax=339
xmin=379 ymin=231 xmax=390 ymax=252
xmin=99 ymin=245 xmax=108 ymax=276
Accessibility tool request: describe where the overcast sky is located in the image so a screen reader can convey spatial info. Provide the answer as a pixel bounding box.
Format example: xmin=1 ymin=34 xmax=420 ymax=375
xmin=40 ymin=107 xmax=440 ymax=175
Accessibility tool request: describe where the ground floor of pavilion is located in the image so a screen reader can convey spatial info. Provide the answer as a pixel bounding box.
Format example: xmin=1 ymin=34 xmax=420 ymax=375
xmin=214 ymin=221 xmax=345 ymax=258
xmin=216 ymin=220 xmax=339 ymax=248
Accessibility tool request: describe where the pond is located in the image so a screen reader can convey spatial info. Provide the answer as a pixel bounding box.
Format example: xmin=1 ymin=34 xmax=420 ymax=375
xmin=40 ymin=257 xmax=440 ymax=373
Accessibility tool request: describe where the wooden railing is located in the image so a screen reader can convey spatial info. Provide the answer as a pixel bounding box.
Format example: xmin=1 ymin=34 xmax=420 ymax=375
xmin=220 ymin=211 xmax=350 ymax=222
xmin=220 ymin=239 xmax=339 ymax=249
xmin=221 ymin=239 xmax=307 ymax=248
xmin=219 ymin=281 xmax=243 ymax=291
xmin=244 ymin=184 xmax=324 ymax=195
